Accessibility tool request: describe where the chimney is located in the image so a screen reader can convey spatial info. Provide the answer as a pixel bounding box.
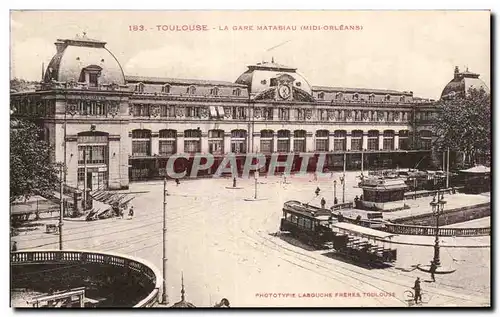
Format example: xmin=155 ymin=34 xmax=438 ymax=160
xmin=454 ymin=66 xmax=460 ymax=79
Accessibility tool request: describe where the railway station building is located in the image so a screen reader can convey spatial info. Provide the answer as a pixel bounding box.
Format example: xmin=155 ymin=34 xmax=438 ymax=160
xmin=10 ymin=34 xmax=490 ymax=190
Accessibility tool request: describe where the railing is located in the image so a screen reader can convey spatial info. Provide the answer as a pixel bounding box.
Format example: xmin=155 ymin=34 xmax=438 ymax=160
xmin=382 ymin=223 xmax=490 ymax=237
xmin=11 ymin=250 xmax=161 ymax=307
xmin=392 ymin=202 xmax=490 ymax=225
xmin=332 ymin=202 xmax=353 ymax=210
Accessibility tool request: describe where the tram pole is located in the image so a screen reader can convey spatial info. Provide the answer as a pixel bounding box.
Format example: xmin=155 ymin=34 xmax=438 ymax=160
xmin=446 ymin=147 xmax=450 ymax=188
xmin=162 ymin=178 xmax=169 ymax=305
xmin=333 ymin=180 xmax=337 ymax=205
xmin=58 ymin=164 xmax=64 ymax=251
xmin=342 ymin=174 xmax=345 ymax=204
xmin=361 ymin=151 xmax=364 ymax=174
xmin=254 ymin=171 xmax=258 ymax=199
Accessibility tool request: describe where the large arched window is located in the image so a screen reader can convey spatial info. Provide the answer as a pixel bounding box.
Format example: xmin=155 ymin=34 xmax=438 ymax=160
xmin=231 ymin=129 xmax=247 ymax=154
xmin=333 ymin=130 xmax=346 ymax=151
xmin=184 ymin=129 xmax=202 ymax=153
xmin=208 ymin=129 xmax=224 ymax=155
xmin=260 ymin=130 xmax=274 ymax=153
xmin=315 ymin=130 xmax=329 ymax=152
xmin=367 ymin=130 xmax=379 ymax=151
xmin=131 ymin=129 xmax=151 ymax=157
xmin=383 ymin=130 xmax=395 ymax=150
xmin=294 ymin=130 xmax=307 ymax=152
xmin=159 ymin=129 xmax=177 ymax=155
xmin=277 ymin=130 xmax=291 ymax=152
xmin=351 ymin=130 xmax=363 ymax=151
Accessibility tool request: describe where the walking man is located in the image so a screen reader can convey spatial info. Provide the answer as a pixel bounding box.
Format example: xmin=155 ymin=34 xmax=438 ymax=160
xmin=321 ymin=197 xmax=326 ymax=209
xmin=413 ymin=277 xmax=422 ymax=304
xmin=429 ymin=261 xmax=437 ymax=282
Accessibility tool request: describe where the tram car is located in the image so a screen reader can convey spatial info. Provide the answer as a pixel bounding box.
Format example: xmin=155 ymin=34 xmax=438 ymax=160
xmin=280 ymin=201 xmax=336 ymax=248
xmin=280 ymin=201 xmax=397 ymax=266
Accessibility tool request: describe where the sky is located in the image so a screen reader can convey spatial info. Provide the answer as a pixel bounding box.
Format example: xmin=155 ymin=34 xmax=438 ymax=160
xmin=10 ymin=10 xmax=490 ymax=100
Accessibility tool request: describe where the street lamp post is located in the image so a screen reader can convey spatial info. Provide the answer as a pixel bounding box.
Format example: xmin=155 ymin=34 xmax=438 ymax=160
xmin=333 ymin=180 xmax=337 ymax=204
xmin=340 ymin=174 xmax=346 ymax=204
xmin=58 ymin=164 xmax=64 ymax=250
xmin=162 ymin=178 xmax=169 ymax=305
xmin=429 ymin=190 xmax=446 ymax=267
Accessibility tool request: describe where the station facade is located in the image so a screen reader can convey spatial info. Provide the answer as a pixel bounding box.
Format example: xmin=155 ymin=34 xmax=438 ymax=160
xmin=10 ymin=35 xmax=488 ymax=190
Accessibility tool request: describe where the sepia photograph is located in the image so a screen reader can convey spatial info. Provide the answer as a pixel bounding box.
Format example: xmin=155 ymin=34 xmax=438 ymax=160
xmin=9 ymin=10 xmax=491 ymax=308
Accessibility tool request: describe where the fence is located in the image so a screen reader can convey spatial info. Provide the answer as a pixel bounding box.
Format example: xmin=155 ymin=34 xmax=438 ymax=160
xmin=11 ymin=250 xmax=161 ymax=307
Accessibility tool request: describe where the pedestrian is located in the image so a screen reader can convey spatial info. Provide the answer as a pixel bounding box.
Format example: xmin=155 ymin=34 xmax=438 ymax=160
xmin=128 ymin=206 xmax=134 ymax=219
xmin=334 ymin=197 xmax=338 ymax=205
xmin=11 ymin=241 xmax=17 ymax=252
xmin=429 ymin=261 xmax=437 ymax=282
xmin=338 ymin=212 xmax=344 ymax=222
xmin=175 ymin=178 xmax=180 ymax=186
xmin=321 ymin=197 xmax=326 ymax=209
xmin=233 ymin=177 xmax=237 ymax=188
xmin=413 ymin=277 xmax=422 ymax=304
xmin=315 ymin=187 xmax=321 ymax=196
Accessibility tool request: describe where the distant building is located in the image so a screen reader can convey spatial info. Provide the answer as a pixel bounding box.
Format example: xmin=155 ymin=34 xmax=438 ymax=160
xmin=10 ymin=34 xmax=488 ymax=190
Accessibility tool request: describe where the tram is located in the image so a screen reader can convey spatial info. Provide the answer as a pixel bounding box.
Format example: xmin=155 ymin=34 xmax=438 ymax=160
xmin=330 ymin=222 xmax=397 ymax=265
xmin=280 ymin=200 xmax=398 ymax=266
xmin=280 ymin=201 xmax=336 ymax=248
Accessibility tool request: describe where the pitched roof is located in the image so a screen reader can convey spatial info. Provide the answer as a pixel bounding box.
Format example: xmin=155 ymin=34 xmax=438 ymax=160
xmin=312 ymin=86 xmax=412 ymax=95
xmin=125 ymin=75 xmax=246 ymax=87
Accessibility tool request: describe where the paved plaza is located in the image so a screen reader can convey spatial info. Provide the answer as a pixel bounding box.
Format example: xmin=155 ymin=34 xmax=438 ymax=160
xmin=12 ymin=172 xmax=491 ymax=307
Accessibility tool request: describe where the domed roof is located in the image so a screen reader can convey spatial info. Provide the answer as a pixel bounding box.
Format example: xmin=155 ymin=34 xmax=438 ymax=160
xmin=235 ymin=59 xmax=312 ymax=97
xmin=170 ymin=274 xmax=196 ymax=308
xmin=43 ymin=34 xmax=125 ymax=85
xmin=441 ymin=66 xmax=489 ymax=100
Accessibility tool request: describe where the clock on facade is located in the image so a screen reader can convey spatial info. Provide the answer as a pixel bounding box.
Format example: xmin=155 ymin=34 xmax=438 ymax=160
xmin=278 ymin=84 xmax=291 ymax=99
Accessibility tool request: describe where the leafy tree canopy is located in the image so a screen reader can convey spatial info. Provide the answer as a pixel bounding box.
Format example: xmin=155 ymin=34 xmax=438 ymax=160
xmin=433 ymin=88 xmax=491 ymax=165
xmin=10 ymin=119 xmax=60 ymax=203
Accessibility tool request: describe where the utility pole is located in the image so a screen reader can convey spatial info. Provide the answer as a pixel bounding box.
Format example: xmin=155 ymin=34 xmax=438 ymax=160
xmin=333 ymin=180 xmax=337 ymax=204
xmin=58 ymin=164 xmax=64 ymax=250
xmin=162 ymin=178 xmax=169 ymax=305
xmin=361 ymin=151 xmax=364 ymax=174
xmin=342 ymin=174 xmax=346 ymax=204
xmin=83 ymin=148 xmax=88 ymax=210
xmin=254 ymin=171 xmax=259 ymax=199
xmin=446 ymin=147 xmax=450 ymax=188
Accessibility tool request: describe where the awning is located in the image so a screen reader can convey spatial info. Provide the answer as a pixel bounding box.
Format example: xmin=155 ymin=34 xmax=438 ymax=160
xmin=460 ymin=165 xmax=490 ymax=174
xmin=217 ymin=106 xmax=225 ymax=118
xmin=209 ymin=106 xmax=217 ymax=118
xmin=332 ymin=222 xmax=397 ymax=240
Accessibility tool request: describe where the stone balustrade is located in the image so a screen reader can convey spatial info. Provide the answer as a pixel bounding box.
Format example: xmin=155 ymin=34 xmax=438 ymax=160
xmin=11 ymin=250 xmax=161 ymax=307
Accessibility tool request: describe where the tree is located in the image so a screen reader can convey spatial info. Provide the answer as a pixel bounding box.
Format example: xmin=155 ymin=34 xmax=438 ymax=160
xmin=433 ymin=88 xmax=491 ymax=166
xmin=10 ymin=119 xmax=60 ymax=203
